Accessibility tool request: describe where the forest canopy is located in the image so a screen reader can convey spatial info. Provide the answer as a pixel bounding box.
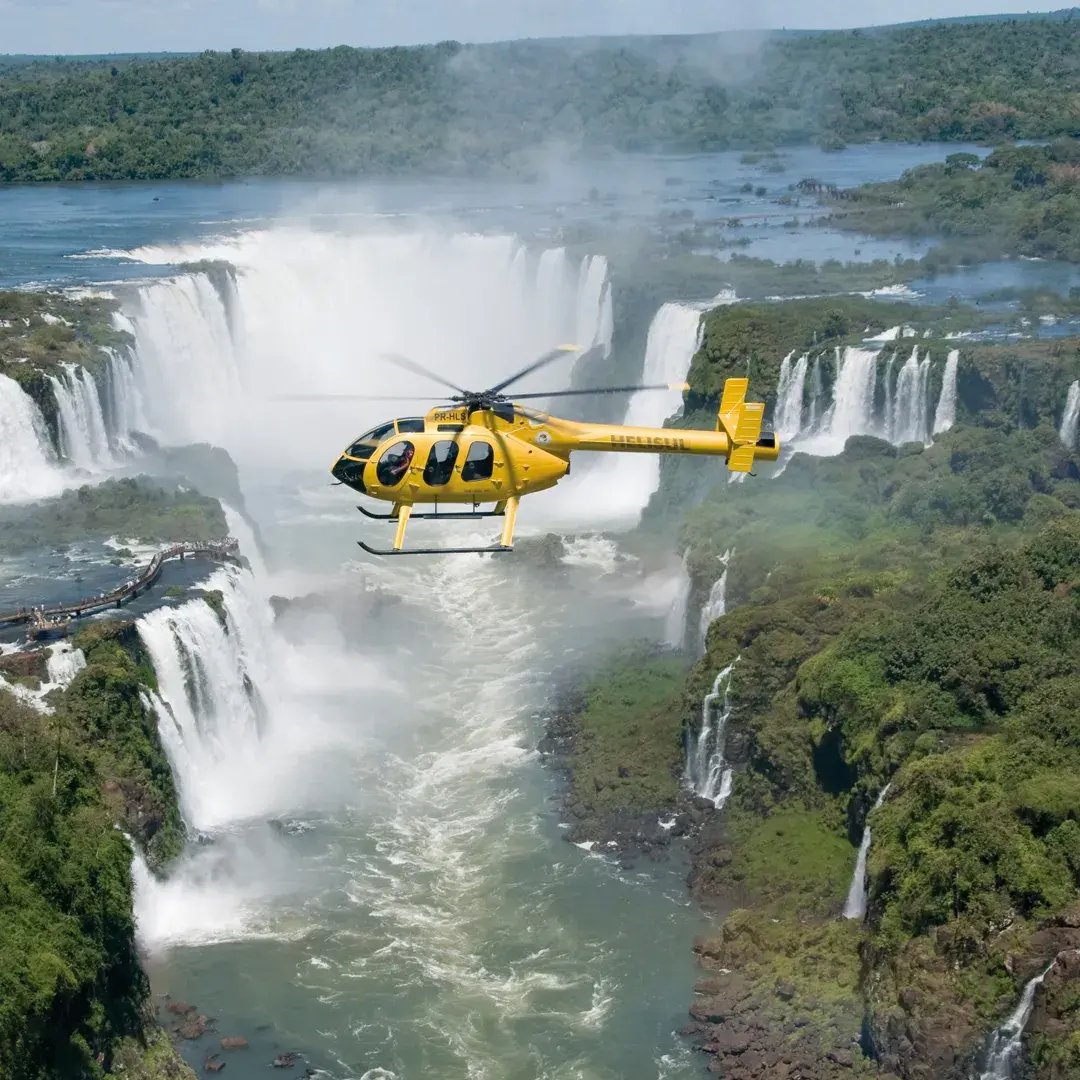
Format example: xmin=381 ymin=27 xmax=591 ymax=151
xmin=1 ymin=14 xmax=1079 ymax=182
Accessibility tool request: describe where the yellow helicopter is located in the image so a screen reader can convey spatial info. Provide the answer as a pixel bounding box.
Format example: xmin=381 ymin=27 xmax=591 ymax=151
xmin=285 ymin=346 xmax=779 ymax=555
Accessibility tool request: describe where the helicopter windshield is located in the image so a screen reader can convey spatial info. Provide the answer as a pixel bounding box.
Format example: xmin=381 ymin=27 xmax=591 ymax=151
xmin=347 ymin=422 xmax=396 ymax=460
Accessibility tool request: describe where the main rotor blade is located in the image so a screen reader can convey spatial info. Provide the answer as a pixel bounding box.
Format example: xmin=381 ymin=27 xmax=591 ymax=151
xmin=379 ymin=352 xmax=469 ymax=396
xmin=266 ymin=394 xmax=442 ymax=402
xmin=510 ymin=382 xmax=689 ymax=401
xmin=485 ymin=344 xmax=583 ymax=395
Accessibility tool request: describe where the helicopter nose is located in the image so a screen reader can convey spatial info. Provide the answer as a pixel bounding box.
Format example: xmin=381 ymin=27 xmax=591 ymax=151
xmin=331 ymin=454 xmax=367 ymax=493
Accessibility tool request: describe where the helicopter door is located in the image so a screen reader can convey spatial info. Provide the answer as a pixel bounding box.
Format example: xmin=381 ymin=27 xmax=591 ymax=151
xmin=422 ymin=440 xmax=459 ymax=486
xmin=460 ymin=441 xmax=495 ymax=482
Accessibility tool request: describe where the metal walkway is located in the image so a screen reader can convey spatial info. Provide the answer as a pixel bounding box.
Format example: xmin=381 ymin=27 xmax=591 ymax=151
xmin=0 ymin=538 xmax=240 ymax=635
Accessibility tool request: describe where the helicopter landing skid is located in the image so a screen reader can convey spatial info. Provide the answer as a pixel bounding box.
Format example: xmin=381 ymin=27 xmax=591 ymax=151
xmin=357 ymin=505 xmax=505 ymax=521
xmin=357 ymin=541 xmax=512 ymax=556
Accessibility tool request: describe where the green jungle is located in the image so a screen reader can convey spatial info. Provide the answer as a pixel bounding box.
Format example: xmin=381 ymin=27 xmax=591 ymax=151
xmin=1 ymin=14 xmax=1080 ymax=181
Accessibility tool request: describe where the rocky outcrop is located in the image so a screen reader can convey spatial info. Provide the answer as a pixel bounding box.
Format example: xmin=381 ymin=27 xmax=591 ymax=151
xmin=688 ymin=920 xmax=876 ymax=1078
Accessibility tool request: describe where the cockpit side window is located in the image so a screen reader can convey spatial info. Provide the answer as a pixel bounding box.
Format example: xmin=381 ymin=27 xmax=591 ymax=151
xmin=375 ymin=440 xmax=415 ymax=487
xmin=397 ymin=417 xmax=425 ymax=433
xmin=461 ymin=441 xmax=494 ymax=481
xmin=423 ymin=440 xmax=459 ymax=486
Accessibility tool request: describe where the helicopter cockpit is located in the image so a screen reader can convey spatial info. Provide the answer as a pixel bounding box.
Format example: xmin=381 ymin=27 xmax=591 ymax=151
xmin=333 ymin=418 xmax=426 ymax=491
xmin=345 ymin=418 xmax=425 ymax=462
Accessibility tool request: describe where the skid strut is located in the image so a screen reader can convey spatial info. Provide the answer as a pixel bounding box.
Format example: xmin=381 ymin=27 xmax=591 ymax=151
xmin=357 ymin=497 xmax=520 ymax=556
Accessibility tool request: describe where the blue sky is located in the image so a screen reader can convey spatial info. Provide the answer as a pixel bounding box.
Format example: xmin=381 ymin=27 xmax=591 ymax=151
xmin=0 ymin=0 xmax=1068 ymax=55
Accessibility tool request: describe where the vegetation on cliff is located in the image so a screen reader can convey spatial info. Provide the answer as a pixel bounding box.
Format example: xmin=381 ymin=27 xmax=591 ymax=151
xmin=0 ymin=290 xmax=131 ymax=443
xmin=2 ymin=14 xmax=1079 ymax=182
xmin=628 ymin=295 xmax=1080 ymax=1074
xmin=0 ymin=476 xmax=228 ymax=554
xmin=0 ymin=620 xmax=188 ymax=1078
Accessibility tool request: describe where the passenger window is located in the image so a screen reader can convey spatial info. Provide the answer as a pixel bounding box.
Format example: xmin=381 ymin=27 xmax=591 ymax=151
xmin=461 ymin=441 xmax=494 ymax=482
xmin=375 ymin=440 xmax=415 ymax=487
xmin=423 ymin=440 xmax=459 ymax=486
xmin=397 ymin=417 xmax=425 ymax=433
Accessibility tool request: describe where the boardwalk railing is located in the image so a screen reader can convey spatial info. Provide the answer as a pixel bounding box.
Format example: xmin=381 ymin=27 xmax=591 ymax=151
xmin=0 ymin=538 xmax=240 ymax=631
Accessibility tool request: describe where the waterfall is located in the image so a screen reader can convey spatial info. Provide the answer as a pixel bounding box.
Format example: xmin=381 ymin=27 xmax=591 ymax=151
xmin=535 ymin=247 xmax=577 ymax=346
xmin=978 ymin=953 xmax=1077 ymax=1080
xmin=0 ymin=373 xmax=66 ymax=503
xmin=774 ymin=353 xmax=808 ymax=440
xmin=664 ymin=553 xmax=691 ymax=649
xmin=890 ymin=347 xmax=932 ymax=445
xmin=842 ymin=781 xmax=892 ymax=920
xmin=807 ymin=356 xmax=824 ymax=432
xmin=575 ymin=255 xmax=613 ymax=355
xmin=0 ymin=642 xmax=87 ymax=714
xmin=552 ymin=301 xmax=702 ymax=525
xmin=118 ymin=232 xmax=612 ymax=471
xmin=800 ymin=347 xmax=878 ymax=455
xmin=883 ymin=353 xmax=897 ymax=434
xmin=932 ymin=349 xmax=960 ymax=435
xmin=103 ymin=333 xmax=151 ymax=451
xmin=223 ymin=504 xmax=267 ymax=582
xmin=136 ymin=565 xmax=278 ymax=833
xmin=45 ymin=642 xmax=87 ymax=688
xmin=687 ymin=660 xmax=738 ymax=807
xmin=48 ymin=363 xmax=115 ymax=470
xmin=698 ymin=549 xmax=732 ymax=650
xmin=1060 ymin=381 xmax=1080 ymax=449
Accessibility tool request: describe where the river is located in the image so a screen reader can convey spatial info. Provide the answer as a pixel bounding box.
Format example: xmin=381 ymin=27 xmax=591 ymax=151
xmin=1 ymin=142 xmax=1076 ymax=1079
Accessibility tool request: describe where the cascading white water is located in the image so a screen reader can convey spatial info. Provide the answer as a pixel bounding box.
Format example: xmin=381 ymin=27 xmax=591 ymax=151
xmin=48 ymin=362 xmax=115 ymax=470
xmin=774 ymin=353 xmax=808 ymax=440
xmin=883 ymin=353 xmax=897 ymax=434
xmin=548 ymin=300 xmax=704 ymax=526
xmin=102 ymin=333 xmax=151 ymax=450
xmin=698 ymin=549 xmax=732 ymax=651
xmin=842 ymin=781 xmax=892 ymax=920
xmin=799 ymin=347 xmax=878 ymax=455
xmin=806 ymin=355 xmax=824 ymax=432
xmin=136 ymin=565 xmax=283 ymax=832
xmin=1060 ymin=381 xmax=1080 ymax=449
xmin=932 ymin=349 xmax=960 ymax=435
xmin=575 ymin=254 xmax=613 ymax=354
xmin=0 ymin=372 xmax=66 ymax=503
xmin=45 ymin=641 xmax=87 ymax=688
xmin=119 ymin=232 xmax=613 ymax=473
xmin=0 ymin=642 xmax=87 ymax=714
xmin=664 ymin=552 xmax=691 ymax=649
xmin=979 ymin=953 xmax=1077 ymax=1079
xmin=687 ymin=659 xmax=738 ymax=807
xmin=890 ymin=347 xmax=932 ymax=446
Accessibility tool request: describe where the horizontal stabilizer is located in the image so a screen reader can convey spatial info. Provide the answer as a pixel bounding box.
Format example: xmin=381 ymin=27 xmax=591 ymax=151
xmin=735 ymin=401 xmax=765 ymax=443
xmin=727 ymin=446 xmax=756 ymax=473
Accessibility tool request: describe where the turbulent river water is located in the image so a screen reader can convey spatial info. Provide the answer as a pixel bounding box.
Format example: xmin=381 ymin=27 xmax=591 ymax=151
xmin=4 ymin=144 xmax=1078 ymax=1079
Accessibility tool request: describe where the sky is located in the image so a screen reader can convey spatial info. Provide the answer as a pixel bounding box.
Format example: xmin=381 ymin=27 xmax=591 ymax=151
xmin=0 ymin=0 xmax=1070 ymax=56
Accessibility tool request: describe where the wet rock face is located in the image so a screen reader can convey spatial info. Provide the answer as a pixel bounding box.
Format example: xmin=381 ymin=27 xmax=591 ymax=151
xmin=0 ymin=648 xmax=48 ymax=681
xmin=688 ymin=934 xmax=874 ymax=1079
